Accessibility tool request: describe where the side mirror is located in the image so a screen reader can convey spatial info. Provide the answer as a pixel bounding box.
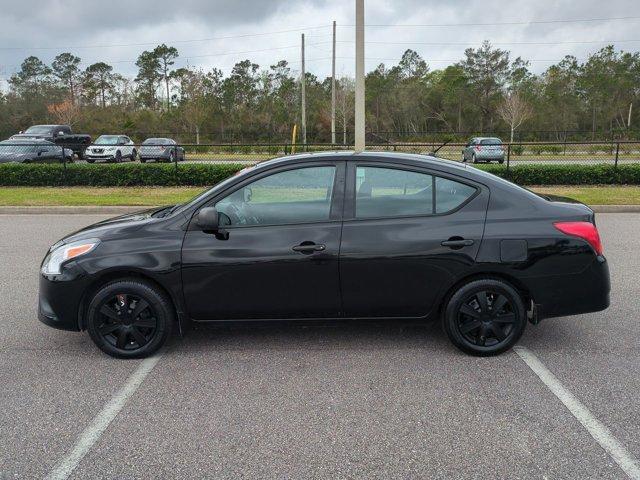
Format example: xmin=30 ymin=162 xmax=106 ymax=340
xmin=196 ymin=206 xmax=219 ymax=232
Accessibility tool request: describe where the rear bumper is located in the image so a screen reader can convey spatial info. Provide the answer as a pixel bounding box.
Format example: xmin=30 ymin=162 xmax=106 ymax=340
xmin=527 ymin=256 xmax=610 ymax=320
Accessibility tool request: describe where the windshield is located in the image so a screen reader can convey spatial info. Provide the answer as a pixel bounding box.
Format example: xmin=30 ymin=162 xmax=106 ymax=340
xmin=143 ymin=138 xmax=171 ymax=145
xmin=24 ymin=126 xmax=54 ymax=135
xmin=480 ymin=138 xmax=502 ymax=146
xmin=95 ymin=136 xmax=120 ymax=145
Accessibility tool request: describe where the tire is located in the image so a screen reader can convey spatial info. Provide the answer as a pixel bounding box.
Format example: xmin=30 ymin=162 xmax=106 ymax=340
xmin=472 ymin=154 xmax=477 ymax=164
xmin=78 ymin=149 xmax=85 ymax=160
xmin=131 ymin=149 xmax=137 ymax=162
xmin=140 ymin=158 xmax=147 ymax=163
xmin=499 ymin=159 xmax=504 ymax=164
xmin=86 ymin=158 xmax=95 ymax=164
xmin=442 ymin=278 xmax=526 ymax=356
xmin=113 ymin=150 xmax=122 ymax=163
xmin=168 ymin=152 xmax=175 ymax=163
xmin=86 ymin=279 xmax=174 ymax=359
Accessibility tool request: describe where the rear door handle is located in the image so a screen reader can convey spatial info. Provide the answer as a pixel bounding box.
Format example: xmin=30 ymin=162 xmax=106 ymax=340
xmin=292 ymin=242 xmax=326 ymax=253
xmin=441 ymin=239 xmax=474 ymax=248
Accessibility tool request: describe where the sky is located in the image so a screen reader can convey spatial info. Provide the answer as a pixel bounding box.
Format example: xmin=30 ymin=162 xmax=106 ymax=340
xmin=0 ymin=0 xmax=639 ymax=88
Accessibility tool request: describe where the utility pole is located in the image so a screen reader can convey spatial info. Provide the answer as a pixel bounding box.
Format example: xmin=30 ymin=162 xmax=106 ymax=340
xmin=301 ymin=33 xmax=307 ymax=146
xmin=354 ymin=0 xmax=365 ymax=152
xmin=331 ymin=21 xmax=336 ymax=145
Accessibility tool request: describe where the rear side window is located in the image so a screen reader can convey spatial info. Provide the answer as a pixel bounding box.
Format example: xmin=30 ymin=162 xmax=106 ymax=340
xmin=355 ymin=166 xmax=476 ymax=219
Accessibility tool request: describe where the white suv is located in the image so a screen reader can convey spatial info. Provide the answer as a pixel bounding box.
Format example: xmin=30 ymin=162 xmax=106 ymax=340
xmin=85 ymin=135 xmax=137 ymax=163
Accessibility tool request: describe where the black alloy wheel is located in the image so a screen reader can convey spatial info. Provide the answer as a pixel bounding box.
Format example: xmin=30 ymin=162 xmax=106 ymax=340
xmin=96 ymin=293 xmax=157 ymax=350
xmin=443 ymin=278 xmax=526 ymax=356
xmin=87 ymin=280 xmax=173 ymax=358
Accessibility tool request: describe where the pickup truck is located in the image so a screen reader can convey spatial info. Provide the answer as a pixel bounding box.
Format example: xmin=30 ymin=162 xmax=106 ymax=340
xmin=10 ymin=125 xmax=92 ymax=159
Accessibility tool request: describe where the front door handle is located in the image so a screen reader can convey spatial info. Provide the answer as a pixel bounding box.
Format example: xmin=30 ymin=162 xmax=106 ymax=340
xmin=441 ymin=238 xmax=474 ymax=248
xmin=292 ymin=242 xmax=326 ymax=254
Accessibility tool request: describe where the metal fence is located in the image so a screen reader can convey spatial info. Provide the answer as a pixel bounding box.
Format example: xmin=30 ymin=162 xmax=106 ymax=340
xmin=2 ymin=140 xmax=639 ymax=170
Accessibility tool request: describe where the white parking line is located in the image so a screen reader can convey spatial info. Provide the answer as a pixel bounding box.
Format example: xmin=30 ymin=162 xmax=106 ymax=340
xmin=46 ymin=354 xmax=163 ymax=480
xmin=514 ymin=346 xmax=640 ymax=480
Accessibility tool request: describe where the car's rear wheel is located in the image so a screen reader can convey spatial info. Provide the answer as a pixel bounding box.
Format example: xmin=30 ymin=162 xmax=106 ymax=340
xmin=472 ymin=154 xmax=477 ymax=164
xmin=86 ymin=279 xmax=173 ymax=358
xmin=443 ymin=278 xmax=526 ymax=356
xmin=131 ymin=149 xmax=137 ymax=162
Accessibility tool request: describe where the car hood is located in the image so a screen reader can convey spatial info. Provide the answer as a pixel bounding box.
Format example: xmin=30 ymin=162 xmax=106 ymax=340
xmin=54 ymin=206 xmax=171 ymax=246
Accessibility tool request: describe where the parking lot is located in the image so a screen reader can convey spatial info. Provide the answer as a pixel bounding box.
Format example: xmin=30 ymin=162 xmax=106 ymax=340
xmin=1 ymin=213 xmax=639 ymax=479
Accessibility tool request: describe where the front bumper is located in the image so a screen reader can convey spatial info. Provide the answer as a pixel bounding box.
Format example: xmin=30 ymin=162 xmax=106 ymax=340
xmin=38 ymin=265 xmax=89 ymax=331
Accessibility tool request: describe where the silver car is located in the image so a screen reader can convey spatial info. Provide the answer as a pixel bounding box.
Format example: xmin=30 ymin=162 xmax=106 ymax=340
xmin=462 ymin=137 xmax=505 ymax=164
xmin=139 ymin=138 xmax=185 ymax=163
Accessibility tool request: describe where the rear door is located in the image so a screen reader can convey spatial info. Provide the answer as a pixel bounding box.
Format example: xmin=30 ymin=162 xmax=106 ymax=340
xmin=339 ymin=161 xmax=489 ymax=318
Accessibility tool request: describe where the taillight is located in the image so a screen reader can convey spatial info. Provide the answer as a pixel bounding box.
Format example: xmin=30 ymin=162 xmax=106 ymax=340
xmin=475 ymin=145 xmax=481 ymax=151
xmin=553 ymin=221 xmax=603 ymax=255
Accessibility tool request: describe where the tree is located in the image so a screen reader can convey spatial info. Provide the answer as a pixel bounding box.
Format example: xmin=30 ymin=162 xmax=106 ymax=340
xmin=336 ymin=77 xmax=354 ymax=144
xmin=459 ymin=41 xmax=511 ymax=132
xmin=84 ymin=62 xmax=114 ymax=108
xmin=52 ymin=53 xmax=81 ymax=103
xmin=135 ymin=50 xmax=161 ymax=108
xmin=152 ymin=44 xmax=179 ymax=109
xmin=498 ymin=91 xmax=533 ymax=142
xmin=47 ymin=97 xmax=81 ymax=126
xmin=9 ymin=56 xmax=52 ymax=96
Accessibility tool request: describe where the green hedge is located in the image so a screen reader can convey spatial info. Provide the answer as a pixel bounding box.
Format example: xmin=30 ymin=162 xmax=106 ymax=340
xmin=0 ymin=163 xmax=246 ymax=187
xmin=477 ymin=164 xmax=640 ymax=185
xmin=0 ymin=162 xmax=639 ymax=187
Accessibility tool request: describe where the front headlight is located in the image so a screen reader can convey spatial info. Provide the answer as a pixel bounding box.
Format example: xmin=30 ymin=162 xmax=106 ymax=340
xmin=42 ymin=239 xmax=100 ymax=275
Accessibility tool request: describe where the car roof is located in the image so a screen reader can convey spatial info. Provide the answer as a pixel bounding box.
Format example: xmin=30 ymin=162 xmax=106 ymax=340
xmin=255 ymin=150 xmax=469 ymax=171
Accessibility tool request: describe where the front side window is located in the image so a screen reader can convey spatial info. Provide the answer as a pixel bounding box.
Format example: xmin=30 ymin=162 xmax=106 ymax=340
xmin=355 ymin=166 xmax=476 ymax=219
xmin=215 ymin=166 xmax=336 ymax=226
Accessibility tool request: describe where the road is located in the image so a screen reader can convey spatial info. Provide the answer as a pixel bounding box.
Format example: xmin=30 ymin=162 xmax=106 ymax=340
xmin=0 ymin=213 xmax=639 ymax=479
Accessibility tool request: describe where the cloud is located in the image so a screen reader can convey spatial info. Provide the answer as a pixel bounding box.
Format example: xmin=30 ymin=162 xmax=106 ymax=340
xmin=0 ymin=0 xmax=638 ymax=85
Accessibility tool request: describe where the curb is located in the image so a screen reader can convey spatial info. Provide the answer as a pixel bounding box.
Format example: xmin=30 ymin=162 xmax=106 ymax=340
xmin=0 ymin=205 xmax=639 ymax=215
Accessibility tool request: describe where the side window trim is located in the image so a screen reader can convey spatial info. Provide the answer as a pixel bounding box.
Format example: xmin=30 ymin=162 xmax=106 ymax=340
xmin=345 ymin=162 xmax=480 ymax=221
xmin=197 ymin=161 xmax=346 ymax=229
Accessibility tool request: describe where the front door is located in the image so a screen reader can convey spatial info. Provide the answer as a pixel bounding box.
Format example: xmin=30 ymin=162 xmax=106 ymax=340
xmin=181 ymin=162 xmax=345 ymax=320
xmin=339 ymin=163 xmax=489 ymax=318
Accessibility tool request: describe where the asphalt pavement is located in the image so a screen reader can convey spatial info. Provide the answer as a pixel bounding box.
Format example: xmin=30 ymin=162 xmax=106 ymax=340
xmin=0 ymin=213 xmax=639 ymax=479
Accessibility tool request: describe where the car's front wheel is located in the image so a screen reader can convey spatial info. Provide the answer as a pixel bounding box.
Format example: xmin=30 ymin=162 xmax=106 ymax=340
xmin=86 ymin=279 xmax=174 ymax=358
xmin=443 ymin=278 xmax=526 ymax=356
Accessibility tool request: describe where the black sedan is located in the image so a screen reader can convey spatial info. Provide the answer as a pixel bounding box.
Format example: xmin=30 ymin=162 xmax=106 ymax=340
xmin=0 ymin=139 xmax=73 ymax=163
xmin=38 ymin=152 xmax=610 ymax=358
xmin=139 ymin=138 xmax=185 ymax=163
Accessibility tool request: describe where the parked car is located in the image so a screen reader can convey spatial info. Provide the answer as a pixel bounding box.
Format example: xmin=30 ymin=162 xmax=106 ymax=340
xmin=85 ymin=135 xmax=137 ymax=163
xmin=462 ymin=137 xmax=505 ymax=163
xmin=0 ymin=139 xmax=73 ymax=163
xmin=11 ymin=124 xmax=91 ymax=159
xmin=139 ymin=138 xmax=185 ymax=163
xmin=38 ymin=152 xmax=610 ymax=358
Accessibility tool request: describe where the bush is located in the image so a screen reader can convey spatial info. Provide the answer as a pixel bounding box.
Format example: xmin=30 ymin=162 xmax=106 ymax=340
xmin=477 ymin=163 xmax=640 ymax=185
xmin=1 ymin=162 xmax=640 ymax=187
xmin=0 ymin=163 xmax=246 ymax=187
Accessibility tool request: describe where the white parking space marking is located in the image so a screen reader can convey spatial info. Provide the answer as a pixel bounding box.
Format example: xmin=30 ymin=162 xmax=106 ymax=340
xmin=46 ymin=354 xmax=163 ymax=480
xmin=515 ymin=346 xmax=640 ymax=480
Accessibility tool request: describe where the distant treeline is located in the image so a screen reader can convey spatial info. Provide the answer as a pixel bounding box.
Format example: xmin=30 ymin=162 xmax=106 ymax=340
xmin=0 ymin=41 xmax=638 ymax=143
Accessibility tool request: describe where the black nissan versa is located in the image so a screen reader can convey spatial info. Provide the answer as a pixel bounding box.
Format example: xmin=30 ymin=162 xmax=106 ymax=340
xmin=38 ymin=152 xmax=610 ymax=358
